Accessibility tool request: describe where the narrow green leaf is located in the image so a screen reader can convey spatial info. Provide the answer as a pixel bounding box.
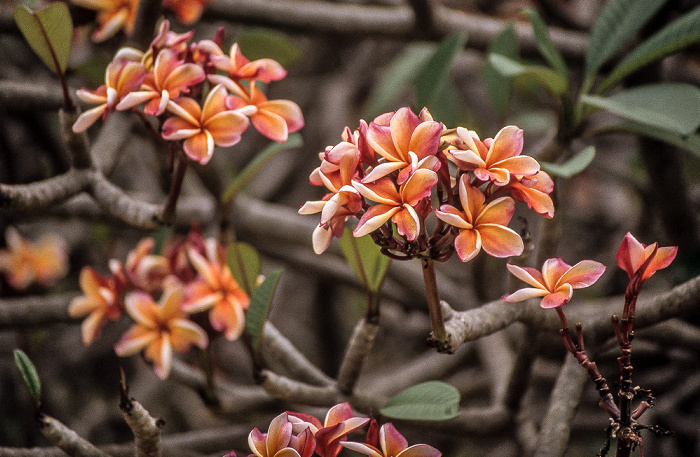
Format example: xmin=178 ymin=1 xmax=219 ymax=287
xmin=235 ymin=28 xmax=303 ymax=68
xmin=13 ymin=349 xmax=41 ymax=403
xmin=602 ymin=121 xmax=700 ymax=157
xmin=338 ymin=228 xmax=390 ymax=293
xmin=416 ymin=33 xmax=467 ymax=111
xmin=363 ymin=43 xmax=434 ymax=120
xmin=487 ymin=54 xmax=567 ymax=96
xmin=244 ymin=269 xmax=282 ymax=351
xmin=597 ymin=6 xmax=700 ymax=94
xmin=585 ymin=0 xmax=667 ymax=80
xmin=522 ymin=8 xmax=569 ymax=82
xmin=227 ymin=242 xmax=262 ymax=296
xmin=485 ymin=24 xmax=519 ymax=115
xmin=222 ymin=133 xmax=303 ymax=204
xmin=541 ymin=146 xmax=595 ymax=178
xmin=381 ymin=381 xmax=460 ymax=421
xmin=14 ymin=3 xmax=72 ymax=75
xmin=582 ymin=83 xmax=700 ymax=135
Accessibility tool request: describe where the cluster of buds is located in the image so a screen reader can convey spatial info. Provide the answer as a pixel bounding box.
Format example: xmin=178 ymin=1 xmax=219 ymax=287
xmin=225 ymin=403 xmax=441 ymax=457
xmin=299 ymin=106 xmax=553 ymax=262
xmin=72 ymin=20 xmax=304 ymax=165
xmin=68 ymin=226 xmax=250 ymax=379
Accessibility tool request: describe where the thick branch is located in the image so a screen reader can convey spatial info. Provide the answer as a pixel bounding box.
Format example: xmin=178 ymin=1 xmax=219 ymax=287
xmin=258 ymin=369 xmax=339 ymax=406
xmin=336 ymin=316 xmax=379 ymax=395
xmin=38 ymin=414 xmax=109 ymax=457
xmin=0 ymin=80 xmax=65 ymax=111
xmin=0 ymin=169 xmax=91 ymax=211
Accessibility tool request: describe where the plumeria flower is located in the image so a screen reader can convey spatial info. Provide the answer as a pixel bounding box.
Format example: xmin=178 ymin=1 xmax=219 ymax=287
xmin=507 ymin=170 xmax=555 ymax=219
xmin=341 ymin=421 xmax=441 ymax=457
xmin=352 ymin=169 xmax=438 ymax=241
xmin=309 ymin=142 xmax=361 ymax=194
xmin=503 ymin=258 xmax=606 ymax=308
xmin=162 ymin=84 xmax=250 ymax=164
xmin=249 ymin=412 xmax=316 ymax=457
xmin=163 ymin=0 xmax=214 ymax=25
xmin=0 ymin=227 xmax=69 ymax=290
xmin=341 ymin=120 xmax=377 ymax=167
xmin=114 ymin=285 xmax=208 ymax=379
xmin=73 ymin=58 xmax=147 ymax=133
xmin=435 ymin=175 xmax=523 ymax=262
xmin=445 ymin=125 xmax=540 ymax=186
xmin=109 ymin=237 xmax=170 ymax=293
xmin=616 ymin=232 xmax=677 ymax=282
xmin=69 ymin=267 xmax=123 ymax=345
xmin=181 ymin=239 xmax=250 ymax=340
xmin=288 ymin=403 xmax=370 ymax=457
xmin=140 ymin=20 xmax=194 ymax=69
xmin=299 ymin=186 xmax=362 ymax=254
xmin=362 ymin=107 xmax=442 ymax=185
xmin=117 ymin=48 xmax=205 ymax=116
xmin=217 ymin=80 xmax=304 ymax=142
xmin=70 ymin=0 xmax=140 ymax=42
xmin=204 ymin=42 xmax=288 ymax=83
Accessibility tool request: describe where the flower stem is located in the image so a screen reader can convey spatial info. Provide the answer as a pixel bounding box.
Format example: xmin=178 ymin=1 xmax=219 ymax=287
xmin=421 ymin=257 xmax=446 ymax=343
xmin=162 ymin=148 xmax=188 ymax=224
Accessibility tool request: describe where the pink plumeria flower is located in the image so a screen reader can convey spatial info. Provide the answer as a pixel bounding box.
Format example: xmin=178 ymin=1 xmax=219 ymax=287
xmin=114 ymin=285 xmax=208 ymax=379
xmin=205 ymin=42 xmax=288 ymax=83
xmin=362 ymin=107 xmax=442 ymax=185
xmin=249 ymin=412 xmax=316 ymax=457
xmin=436 ymin=175 xmax=523 ymax=262
xmin=341 ymin=421 xmax=441 ymax=457
xmin=352 ymin=168 xmax=438 ymax=241
xmin=162 ymin=84 xmax=250 ymax=164
xmin=507 ymin=170 xmax=555 ymax=219
xmin=288 ymin=403 xmax=370 ymax=457
xmin=503 ymin=258 xmax=606 ymax=308
xmin=616 ymin=232 xmax=677 ymax=282
xmin=69 ymin=267 xmax=123 ymax=345
xmin=0 ymin=227 xmax=69 ymax=290
xmin=446 ymin=125 xmax=540 ymax=186
xmin=117 ymin=48 xmax=205 ymax=116
xmin=181 ymin=239 xmax=250 ymax=340
xmin=109 ymin=237 xmax=170 ymax=293
xmin=73 ymin=58 xmax=147 ymax=133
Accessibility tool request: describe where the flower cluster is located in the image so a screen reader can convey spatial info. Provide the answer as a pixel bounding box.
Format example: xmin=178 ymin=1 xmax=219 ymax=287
xmin=0 ymin=227 xmax=69 ymax=291
xmin=299 ymin=106 xmax=553 ymax=261
xmin=227 ymin=403 xmax=441 ymax=457
xmin=73 ymin=20 xmax=303 ymax=165
xmin=69 ymin=0 xmax=216 ymax=42
xmin=69 ymin=226 xmax=250 ymax=379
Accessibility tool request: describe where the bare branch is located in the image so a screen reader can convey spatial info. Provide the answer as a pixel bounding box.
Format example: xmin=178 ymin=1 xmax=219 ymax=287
xmin=258 ymin=369 xmax=339 ymax=406
xmin=38 ymin=414 xmax=110 ymax=457
xmin=0 ymin=80 xmax=65 ymax=111
xmin=336 ymin=316 xmax=379 ymax=395
xmin=0 ymin=169 xmax=91 ymax=211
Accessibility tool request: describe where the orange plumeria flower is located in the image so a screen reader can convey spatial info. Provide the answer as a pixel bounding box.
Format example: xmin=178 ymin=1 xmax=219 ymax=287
xmin=362 ymin=107 xmax=442 ymax=185
xmin=117 ymin=48 xmax=205 ymax=116
xmin=616 ymin=232 xmax=677 ymax=282
xmin=181 ymin=240 xmax=250 ymax=340
xmin=73 ymin=58 xmax=147 ymax=133
xmin=435 ymin=175 xmax=523 ymax=262
xmin=70 ymin=0 xmax=140 ymax=42
xmin=507 ymin=170 xmax=555 ymax=219
xmin=341 ymin=421 xmax=441 ymax=457
xmin=114 ymin=285 xmax=208 ymax=379
xmin=352 ymin=168 xmax=437 ymax=241
xmin=69 ymin=267 xmax=123 ymax=345
xmin=503 ymin=258 xmax=606 ymax=309
xmin=206 ymin=42 xmax=288 ymax=83
xmin=109 ymin=237 xmax=170 ymax=293
xmin=288 ymin=403 xmax=370 ymax=457
xmin=163 ymin=0 xmax=214 ymax=25
xmin=249 ymin=412 xmax=316 ymax=457
xmin=446 ymin=125 xmax=540 ymax=186
xmin=0 ymin=227 xmax=68 ymax=290
xmin=162 ymin=84 xmax=250 ymax=164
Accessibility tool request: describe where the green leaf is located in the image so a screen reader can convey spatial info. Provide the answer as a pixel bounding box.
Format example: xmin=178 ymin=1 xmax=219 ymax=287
xmin=222 ymin=133 xmax=303 ymax=204
xmin=585 ymin=0 xmax=667 ymax=81
xmin=485 ymin=24 xmax=519 ymax=115
xmin=487 ymin=54 xmax=567 ymax=96
xmin=597 ymin=6 xmax=700 ymax=94
xmin=13 ymin=349 xmax=41 ymax=403
xmin=244 ymin=269 xmax=282 ymax=351
xmin=338 ymin=228 xmax=390 ymax=292
xmin=416 ymin=33 xmax=467 ymax=111
xmin=522 ymin=8 xmax=569 ymax=82
xmin=381 ymin=381 xmax=460 ymax=421
xmin=227 ymin=242 xmax=262 ymax=296
xmin=235 ymin=28 xmax=303 ymax=69
xmin=363 ymin=43 xmax=434 ymax=120
xmin=541 ymin=146 xmax=595 ymax=178
xmin=14 ymin=2 xmax=72 ymax=75
xmin=581 ymin=83 xmax=700 ymax=135
xmin=603 ymin=121 xmax=700 ymax=157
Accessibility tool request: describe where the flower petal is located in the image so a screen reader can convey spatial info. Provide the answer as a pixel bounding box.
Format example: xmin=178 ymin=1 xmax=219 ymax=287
xmin=453 ymin=229 xmax=481 ymax=262
xmin=486 ymin=125 xmax=523 ymax=164
xmin=477 ymin=224 xmax=523 ymax=258
xmin=353 ymin=205 xmax=401 ymax=238
xmin=540 ymin=284 xmax=573 ymax=309
xmin=557 ymin=260 xmax=606 ymax=290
